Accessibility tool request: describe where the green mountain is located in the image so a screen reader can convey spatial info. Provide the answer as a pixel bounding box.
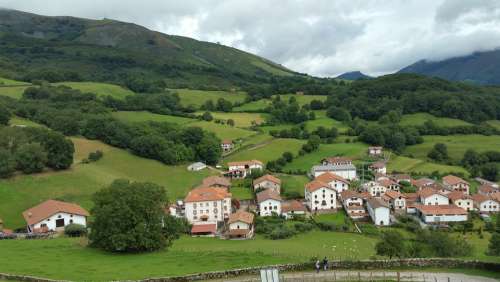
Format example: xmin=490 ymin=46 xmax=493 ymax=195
xmin=0 ymin=9 xmax=296 ymax=89
xmin=398 ymin=49 xmax=500 ymax=85
xmin=335 ymin=71 xmax=372 ymax=80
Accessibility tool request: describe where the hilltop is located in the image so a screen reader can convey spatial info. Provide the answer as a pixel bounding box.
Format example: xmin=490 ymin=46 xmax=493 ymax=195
xmin=0 ymin=9 xmax=296 ymax=89
xmin=399 ymin=49 xmax=500 ymax=85
xmin=336 ymin=71 xmax=372 ymax=80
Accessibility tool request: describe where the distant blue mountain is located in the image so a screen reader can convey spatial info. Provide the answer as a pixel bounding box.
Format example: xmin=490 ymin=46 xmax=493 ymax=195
xmin=336 ymin=71 xmax=372 ymax=80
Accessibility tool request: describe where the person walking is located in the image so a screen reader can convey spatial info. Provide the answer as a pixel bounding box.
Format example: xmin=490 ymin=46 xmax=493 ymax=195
xmin=315 ymin=260 xmax=320 ymax=273
xmin=322 ymin=257 xmax=328 ymax=271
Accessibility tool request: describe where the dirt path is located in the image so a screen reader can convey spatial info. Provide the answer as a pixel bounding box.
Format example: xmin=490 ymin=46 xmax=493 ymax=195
xmin=215 ymin=270 xmax=499 ymax=282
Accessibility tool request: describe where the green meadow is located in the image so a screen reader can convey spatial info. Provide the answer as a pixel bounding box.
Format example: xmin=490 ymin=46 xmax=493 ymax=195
xmin=171 ymin=88 xmax=247 ymax=108
xmin=224 ymin=138 xmax=306 ymax=164
xmin=111 ymin=111 xmax=196 ymax=125
xmin=233 ymin=99 xmax=270 ymax=112
xmin=399 ymin=113 xmax=472 ymax=127
xmin=53 ymin=82 xmax=135 ymax=99
xmin=0 ymin=138 xmax=212 ymax=229
xmin=0 ymin=77 xmax=30 ymax=86
xmin=486 ymin=120 xmax=500 ymax=130
xmin=388 ymin=155 xmax=469 ymax=176
xmin=0 ymin=86 xmax=30 ymax=99
xmin=197 ymin=111 xmax=268 ymax=127
xmin=8 ymin=116 xmax=45 ymax=127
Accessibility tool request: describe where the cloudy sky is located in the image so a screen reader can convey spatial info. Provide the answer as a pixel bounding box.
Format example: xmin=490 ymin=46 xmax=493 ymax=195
xmin=1 ymin=0 xmax=500 ymax=77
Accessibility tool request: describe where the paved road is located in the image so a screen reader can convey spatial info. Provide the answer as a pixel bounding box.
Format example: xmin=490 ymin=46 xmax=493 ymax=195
xmin=216 ymin=270 xmax=499 ymax=282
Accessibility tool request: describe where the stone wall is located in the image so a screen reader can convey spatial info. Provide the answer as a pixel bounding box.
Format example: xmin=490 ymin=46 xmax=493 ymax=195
xmin=141 ymin=259 xmax=500 ymax=282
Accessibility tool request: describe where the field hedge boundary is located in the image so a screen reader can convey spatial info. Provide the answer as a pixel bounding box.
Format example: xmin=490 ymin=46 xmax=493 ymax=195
xmin=1 ymin=258 xmax=499 ymax=282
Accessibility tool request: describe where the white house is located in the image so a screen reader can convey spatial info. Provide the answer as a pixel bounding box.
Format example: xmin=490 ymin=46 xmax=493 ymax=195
xmin=442 ymin=175 xmax=470 ymax=195
xmin=227 ymin=210 xmax=254 ymax=239
xmin=340 ymin=190 xmax=366 ymax=219
xmin=227 ymin=160 xmax=263 ymax=179
xmin=22 ymin=200 xmax=89 ymax=233
xmin=305 ymin=180 xmax=337 ymax=212
xmin=311 ymin=164 xmax=357 ymax=180
xmin=416 ymin=205 xmax=467 ymax=224
xmin=321 ymin=156 xmax=352 ymax=166
xmin=447 ymin=191 xmax=473 ymax=212
xmin=369 ymin=161 xmax=386 ymax=175
xmin=418 ymin=188 xmax=449 ymax=205
xmin=256 ymin=189 xmax=282 ymax=216
xmin=368 ymin=146 xmax=383 ymax=157
xmin=187 ymin=162 xmax=207 ymax=171
xmin=363 ymin=181 xmax=387 ymax=197
xmin=382 ymin=190 xmax=406 ymax=211
xmin=366 ymin=198 xmax=390 ymax=226
xmin=253 ymin=174 xmax=281 ymax=193
xmin=184 ymin=186 xmax=232 ymax=225
xmin=472 ymin=194 xmax=499 ymax=213
xmin=412 ymin=178 xmax=436 ymax=190
xmin=315 ymin=172 xmax=350 ymax=193
xmin=478 ymin=184 xmax=499 ymax=196
xmin=281 ymin=200 xmax=307 ymax=219
xmin=378 ymin=178 xmax=400 ymax=192
xmin=475 ymin=178 xmax=499 ymax=189
xmin=221 ymin=139 xmax=234 ymax=152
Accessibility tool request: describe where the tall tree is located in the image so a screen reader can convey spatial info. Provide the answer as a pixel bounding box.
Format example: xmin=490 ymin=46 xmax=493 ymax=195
xmin=375 ymin=230 xmax=406 ymax=259
xmin=0 ymin=104 xmax=10 ymax=125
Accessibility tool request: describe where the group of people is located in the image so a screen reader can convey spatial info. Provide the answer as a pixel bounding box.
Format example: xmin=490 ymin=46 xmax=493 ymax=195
xmin=314 ymin=257 xmax=329 ymax=273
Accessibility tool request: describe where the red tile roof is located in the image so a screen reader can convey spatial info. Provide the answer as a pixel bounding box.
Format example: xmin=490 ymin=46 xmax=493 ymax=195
xmin=315 ymin=172 xmax=349 ymax=184
xmin=227 ymin=160 xmax=263 ymax=167
xmin=305 ymin=180 xmax=332 ymax=192
xmin=222 ymin=139 xmax=233 ymax=145
xmin=383 ymin=190 xmax=405 ymax=200
xmin=418 ymin=187 xmax=446 ymax=199
xmin=447 ymin=191 xmax=472 ymax=201
xmin=322 ymin=156 xmax=352 ymax=164
xmin=256 ymin=189 xmax=282 ymax=203
xmin=369 ymin=161 xmax=386 ymax=169
xmin=340 ymin=190 xmax=362 ymax=200
xmin=472 ymin=194 xmax=495 ymax=204
xmin=22 ymin=200 xmax=89 ymax=226
xmin=416 ymin=205 xmax=467 ymax=215
xmin=281 ymin=200 xmax=306 ymax=213
xmin=254 ymin=174 xmax=281 ymax=185
xmin=228 ymin=211 xmax=254 ymax=224
xmin=479 ymin=184 xmax=498 ymax=194
xmin=442 ymin=175 xmax=468 ymax=186
xmin=191 ymin=224 xmax=217 ymax=234
xmin=202 ymin=176 xmax=231 ymax=188
xmin=378 ymin=179 xmax=399 ymax=188
xmin=184 ymin=187 xmax=231 ymax=203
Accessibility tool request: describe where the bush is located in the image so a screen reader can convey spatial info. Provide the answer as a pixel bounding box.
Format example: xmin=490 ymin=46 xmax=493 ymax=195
xmin=269 ymin=226 xmax=296 ymax=240
xmin=64 ymin=224 xmax=87 ymax=237
xmin=316 ymin=222 xmax=337 ymax=231
xmin=88 ymin=150 xmax=104 ymax=162
xmin=294 ymin=222 xmax=315 ymax=233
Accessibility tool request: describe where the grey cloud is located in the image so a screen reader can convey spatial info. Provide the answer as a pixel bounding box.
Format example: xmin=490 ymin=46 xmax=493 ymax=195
xmin=0 ymin=0 xmax=499 ymax=77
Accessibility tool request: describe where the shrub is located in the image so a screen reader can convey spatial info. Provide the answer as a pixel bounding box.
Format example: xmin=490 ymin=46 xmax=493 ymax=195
xmin=88 ymin=150 xmax=104 ymax=162
xmin=294 ymin=222 xmax=315 ymax=233
xmin=269 ymin=226 xmax=296 ymax=240
xmin=64 ymin=224 xmax=87 ymax=237
xmin=316 ymin=222 xmax=336 ymax=231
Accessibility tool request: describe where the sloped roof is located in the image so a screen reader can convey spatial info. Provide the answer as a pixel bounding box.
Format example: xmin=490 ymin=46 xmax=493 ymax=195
xmin=191 ymin=224 xmax=217 ymax=234
xmin=413 ymin=178 xmax=435 ymax=188
xmin=322 ymin=156 xmax=352 ymax=164
xmin=254 ymin=174 xmax=281 ymax=185
xmin=184 ymin=186 xmax=231 ymax=203
xmin=383 ymin=190 xmax=406 ymax=200
xmin=228 ymin=210 xmax=254 ymax=224
xmin=416 ymin=204 xmax=467 ymax=215
xmin=442 ymin=175 xmax=468 ymax=186
xmin=22 ymin=200 xmax=89 ymax=226
xmin=472 ymin=194 xmax=495 ymax=204
xmin=305 ymin=180 xmax=332 ymax=192
xmin=367 ymin=198 xmax=389 ymax=209
xmin=378 ymin=178 xmax=399 ymax=188
xmin=256 ymin=189 xmax=282 ymax=203
xmin=447 ymin=191 xmax=472 ymax=201
xmin=202 ymin=176 xmax=231 ymax=187
xmin=369 ymin=161 xmax=386 ymax=169
xmin=315 ymin=172 xmax=349 ymax=184
xmin=281 ymin=200 xmax=306 ymax=213
xmin=479 ymin=184 xmax=498 ymax=194
xmin=418 ymin=187 xmax=447 ymax=199
xmin=340 ymin=190 xmax=362 ymax=200
xmin=228 ymin=160 xmax=263 ymax=167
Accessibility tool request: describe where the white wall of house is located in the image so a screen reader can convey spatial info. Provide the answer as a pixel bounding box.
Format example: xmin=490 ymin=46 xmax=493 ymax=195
xmin=367 ymin=185 xmax=387 ymax=197
xmin=229 ymin=164 xmax=263 ymax=172
xmin=29 ymin=213 xmax=86 ymax=232
xmin=343 ymin=197 xmax=363 ymax=207
xmin=366 ymin=205 xmax=390 ymax=226
xmin=229 ymin=221 xmax=250 ymax=230
xmin=421 ymin=214 xmax=467 ymax=223
xmin=184 ymin=198 xmax=231 ymax=224
xmin=453 ymin=199 xmax=473 ymax=211
xmin=476 ymin=200 xmax=500 ymax=213
xmin=421 ymin=194 xmax=449 ymax=205
xmin=314 ymin=170 xmax=356 ymax=180
xmin=254 ymin=181 xmax=280 ymax=193
xmin=392 ymin=198 xmax=406 ymax=210
xmin=326 ymin=180 xmax=349 ymax=193
xmin=259 ymin=199 xmax=281 ymax=216
xmin=445 ymin=183 xmax=470 ymax=194
xmin=283 ymin=210 xmax=306 ymax=219
xmin=305 ymin=187 xmax=337 ymax=211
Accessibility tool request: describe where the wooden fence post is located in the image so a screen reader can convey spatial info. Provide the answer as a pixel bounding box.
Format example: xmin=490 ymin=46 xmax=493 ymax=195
xmin=397 ymin=272 xmax=400 ymax=282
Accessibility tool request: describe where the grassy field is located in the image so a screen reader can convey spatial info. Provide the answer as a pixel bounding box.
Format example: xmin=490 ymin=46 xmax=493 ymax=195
xmin=0 ymin=138 xmax=212 ymax=229
xmin=171 ymin=88 xmax=247 ymax=108
xmin=53 ymin=82 xmax=134 ymax=99
xmin=8 ymin=116 xmax=45 ymax=127
xmin=278 ymin=94 xmax=327 ymax=106
xmin=197 ymin=112 xmax=267 ymax=127
xmin=486 ymin=120 xmax=500 ymax=130
xmin=404 ymin=135 xmax=500 ymax=162
xmin=0 ymin=77 xmax=29 ymax=86
xmin=224 ymin=138 xmax=306 ymax=164
xmin=399 ymin=113 xmax=472 ymax=127
xmin=388 ymin=156 xmax=469 ymax=176
xmin=0 ymin=86 xmax=30 ymax=99
xmin=304 ymin=116 xmax=350 ymax=134
xmin=233 ymin=99 xmax=270 ymax=112
xmin=0 ymin=232 xmax=378 ymax=281
xmin=284 ymin=142 xmax=368 ymax=172
xmin=189 ymin=120 xmax=257 ymax=140
xmin=111 ymin=111 xmax=196 ymax=125
xmin=279 ymin=174 xmax=310 ymax=196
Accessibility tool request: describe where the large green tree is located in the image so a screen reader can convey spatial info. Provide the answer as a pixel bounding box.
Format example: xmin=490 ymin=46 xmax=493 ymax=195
xmin=375 ymin=230 xmax=406 ymax=259
xmin=0 ymin=149 xmax=15 ymax=178
xmin=90 ymin=179 xmax=172 ymax=253
xmin=0 ymin=104 xmax=10 ymax=125
xmin=15 ymin=143 xmax=47 ymax=174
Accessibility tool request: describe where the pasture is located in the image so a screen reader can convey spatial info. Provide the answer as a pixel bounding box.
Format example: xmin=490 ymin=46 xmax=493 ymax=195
xmin=188 ymin=120 xmax=257 ymax=140
xmin=0 ymin=231 xmax=378 ymax=281
xmin=399 ymin=113 xmax=472 ymax=127
xmin=0 ymin=86 xmax=30 ymax=99
xmin=403 ymin=135 xmax=500 ymax=162
xmin=387 ymin=155 xmax=469 ymax=176
xmin=233 ymin=99 xmax=270 ymax=112
xmin=171 ymin=88 xmax=247 ymax=108
xmin=197 ymin=111 xmax=267 ymax=127
xmin=224 ymin=138 xmax=306 ymax=164
xmin=0 ymin=77 xmax=29 ymax=86
xmin=111 ymin=111 xmax=196 ymax=125
xmin=284 ymin=142 xmax=368 ymax=172
xmin=53 ymin=82 xmax=134 ymax=99
xmin=278 ymin=94 xmax=327 ymax=106
xmin=0 ymin=138 xmax=212 ymax=229
xmin=486 ymin=120 xmax=500 ymax=130
xmin=279 ymin=174 xmax=310 ymax=196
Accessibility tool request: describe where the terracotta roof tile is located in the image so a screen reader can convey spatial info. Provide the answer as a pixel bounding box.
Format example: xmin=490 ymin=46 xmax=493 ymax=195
xmin=315 ymin=172 xmax=349 ymax=184
xmin=442 ymin=175 xmax=468 ymax=186
xmin=184 ymin=187 xmax=231 ymax=203
xmin=256 ymin=189 xmax=281 ymax=203
xmin=202 ymin=176 xmax=231 ymax=188
xmin=367 ymin=198 xmax=389 ymax=209
xmin=281 ymin=200 xmax=306 ymax=213
xmin=305 ymin=180 xmax=332 ymax=192
xmin=416 ymin=204 xmax=467 ymax=215
xmin=383 ymin=190 xmax=405 ymax=200
xmin=227 ymin=160 xmax=263 ymax=167
xmin=228 ymin=211 xmax=254 ymax=224
xmin=254 ymin=174 xmax=281 ymax=185
xmin=340 ymin=190 xmax=362 ymax=200
xmin=191 ymin=224 xmax=217 ymax=234
xmin=22 ymin=200 xmax=89 ymax=226
xmin=447 ymin=191 xmax=472 ymax=201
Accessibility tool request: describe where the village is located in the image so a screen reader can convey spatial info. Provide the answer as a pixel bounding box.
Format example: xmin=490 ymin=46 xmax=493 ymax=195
xmin=2 ymin=144 xmax=499 ymax=241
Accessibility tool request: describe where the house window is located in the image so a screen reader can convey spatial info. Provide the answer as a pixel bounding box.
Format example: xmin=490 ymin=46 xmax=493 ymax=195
xmin=194 ymin=216 xmax=197 ymax=220
xmin=69 ymin=219 xmax=73 ymax=224
xmin=55 ymin=218 xmax=65 ymax=228
xmin=194 ymin=210 xmax=197 ymax=215
xmin=194 ymin=203 xmax=197 ymax=208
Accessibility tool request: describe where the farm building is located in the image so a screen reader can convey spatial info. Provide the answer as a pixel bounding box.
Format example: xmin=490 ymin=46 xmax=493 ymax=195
xmin=315 ymin=172 xmax=350 ymax=193
xmin=363 ymin=181 xmax=387 ymax=197
xmin=226 ymin=160 xmax=263 ymax=178
xmin=472 ymin=194 xmax=499 ymax=213
xmin=281 ymin=200 xmax=307 ymax=219
xmin=340 ymin=190 xmax=366 ymax=219
xmin=305 ymin=180 xmax=337 ymax=212
xmin=256 ymin=189 xmax=282 ymax=217
xmin=369 ymin=161 xmax=386 ymax=175
xmin=227 ymin=211 xmax=254 ymax=239
xmin=184 ymin=186 xmax=232 ymax=225
xmin=22 ymin=200 xmax=89 ymax=233
xmin=321 ymin=156 xmax=353 ymax=166
xmin=478 ymin=184 xmax=499 ymax=196
xmin=187 ymin=162 xmax=207 ymax=171
xmin=253 ymin=174 xmax=281 ymax=193
xmin=415 ymin=205 xmax=467 ymax=224
xmin=310 ymin=163 xmax=357 ymax=180
xmin=366 ymin=198 xmax=390 ymax=226
xmin=221 ymin=139 xmax=234 ymax=152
